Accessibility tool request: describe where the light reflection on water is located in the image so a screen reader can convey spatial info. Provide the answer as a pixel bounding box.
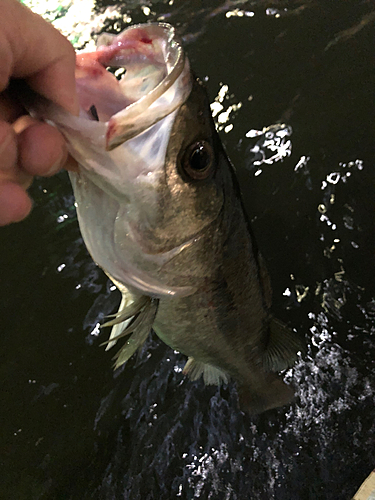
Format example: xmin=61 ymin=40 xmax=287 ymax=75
xmin=1 ymin=0 xmax=375 ymax=499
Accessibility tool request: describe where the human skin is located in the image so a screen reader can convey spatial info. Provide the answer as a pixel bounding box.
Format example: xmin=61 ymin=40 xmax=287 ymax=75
xmin=0 ymin=0 xmax=78 ymax=226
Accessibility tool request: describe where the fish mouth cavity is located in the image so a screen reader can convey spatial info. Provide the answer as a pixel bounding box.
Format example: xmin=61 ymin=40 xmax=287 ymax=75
xmin=75 ymin=23 xmax=193 ymax=150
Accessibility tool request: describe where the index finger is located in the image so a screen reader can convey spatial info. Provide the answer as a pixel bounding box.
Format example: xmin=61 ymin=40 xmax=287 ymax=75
xmin=0 ymin=0 xmax=79 ymax=115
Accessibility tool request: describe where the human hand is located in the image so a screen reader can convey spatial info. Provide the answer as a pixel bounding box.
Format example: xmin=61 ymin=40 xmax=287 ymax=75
xmin=0 ymin=0 xmax=78 ymax=226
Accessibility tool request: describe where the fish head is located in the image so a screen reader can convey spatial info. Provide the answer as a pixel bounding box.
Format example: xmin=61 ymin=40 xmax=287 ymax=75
xmin=35 ymin=24 xmax=231 ymax=298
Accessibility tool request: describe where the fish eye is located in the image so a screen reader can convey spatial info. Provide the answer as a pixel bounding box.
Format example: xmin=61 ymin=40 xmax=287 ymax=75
xmin=182 ymin=141 xmax=215 ymax=180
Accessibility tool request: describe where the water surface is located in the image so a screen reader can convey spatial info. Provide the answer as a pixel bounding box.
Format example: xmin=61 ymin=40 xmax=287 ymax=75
xmin=1 ymin=1 xmax=375 ymax=498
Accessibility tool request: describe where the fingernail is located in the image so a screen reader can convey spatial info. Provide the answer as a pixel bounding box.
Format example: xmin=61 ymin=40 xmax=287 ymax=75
xmin=45 ymin=148 xmax=68 ymax=176
xmin=46 ymin=158 xmax=64 ymax=176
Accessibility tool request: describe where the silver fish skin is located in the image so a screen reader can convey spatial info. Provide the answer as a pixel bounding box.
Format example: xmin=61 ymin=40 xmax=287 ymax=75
xmin=24 ymin=23 xmax=303 ymax=414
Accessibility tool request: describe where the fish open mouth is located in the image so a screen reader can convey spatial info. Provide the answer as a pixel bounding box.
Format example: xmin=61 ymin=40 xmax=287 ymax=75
xmin=75 ymin=23 xmax=192 ymax=150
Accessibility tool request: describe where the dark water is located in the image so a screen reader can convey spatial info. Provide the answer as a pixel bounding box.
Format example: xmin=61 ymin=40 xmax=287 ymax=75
xmin=1 ymin=1 xmax=375 ymax=498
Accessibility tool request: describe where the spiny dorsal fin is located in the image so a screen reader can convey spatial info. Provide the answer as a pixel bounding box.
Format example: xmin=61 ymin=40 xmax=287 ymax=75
xmin=101 ymin=289 xmax=149 ymax=351
xmin=112 ymin=298 xmax=159 ymax=370
xmin=101 ymin=295 xmax=149 ymax=328
xmin=101 ymin=302 xmax=153 ymax=347
xmin=262 ymin=318 xmax=305 ymax=372
xmin=103 ymin=294 xmax=132 ymax=351
xmin=183 ymin=357 xmax=229 ymax=386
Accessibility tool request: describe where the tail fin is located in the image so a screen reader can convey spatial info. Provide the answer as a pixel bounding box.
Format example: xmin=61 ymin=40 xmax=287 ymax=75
xmin=238 ymin=375 xmax=294 ymax=415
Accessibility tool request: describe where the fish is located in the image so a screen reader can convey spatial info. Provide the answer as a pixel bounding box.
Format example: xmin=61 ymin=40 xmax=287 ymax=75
xmin=24 ymin=23 xmax=303 ymax=414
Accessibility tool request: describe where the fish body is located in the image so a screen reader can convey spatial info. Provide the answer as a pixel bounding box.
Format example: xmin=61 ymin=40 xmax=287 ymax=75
xmin=27 ymin=23 xmax=302 ymax=414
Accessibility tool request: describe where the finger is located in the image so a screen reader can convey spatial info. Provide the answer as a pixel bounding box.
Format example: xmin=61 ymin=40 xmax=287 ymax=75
xmin=16 ymin=119 xmax=68 ymax=177
xmin=0 ymin=121 xmax=18 ymax=176
xmin=12 ymin=114 xmax=35 ymax=134
xmin=0 ymin=181 xmax=32 ymax=225
xmin=14 ymin=116 xmax=79 ymax=175
xmin=0 ymin=0 xmax=79 ymax=115
xmin=0 ymin=120 xmax=33 ymax=189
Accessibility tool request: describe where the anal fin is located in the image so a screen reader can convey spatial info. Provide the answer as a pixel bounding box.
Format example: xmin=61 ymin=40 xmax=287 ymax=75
xmin=183 ymin=357 xmax=229 ymax=386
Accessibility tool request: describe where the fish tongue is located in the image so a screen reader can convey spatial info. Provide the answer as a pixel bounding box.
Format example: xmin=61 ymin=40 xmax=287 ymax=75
xmin=238 ymin=376 xmax=294 ymax=415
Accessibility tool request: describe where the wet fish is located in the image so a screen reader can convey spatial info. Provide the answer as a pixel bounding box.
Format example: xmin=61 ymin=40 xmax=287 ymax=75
xmin=26 ymin=23 xmax=303 ymax=414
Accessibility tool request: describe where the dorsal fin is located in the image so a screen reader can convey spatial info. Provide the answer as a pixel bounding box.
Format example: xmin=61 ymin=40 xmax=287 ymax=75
xmin=111 ymin=298 xmax=158 ymax=369
xmin=262 ymin=318 xmax=305 ymax=372
xmin=101 ymin=290 xmax=159 ymax=369
xmin=101 ymin=291 xmax=148 ymax=351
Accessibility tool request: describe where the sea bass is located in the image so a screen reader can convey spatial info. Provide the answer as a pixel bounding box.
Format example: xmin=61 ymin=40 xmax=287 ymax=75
xmin=27 ymin=23 xmax=303 ymax=414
